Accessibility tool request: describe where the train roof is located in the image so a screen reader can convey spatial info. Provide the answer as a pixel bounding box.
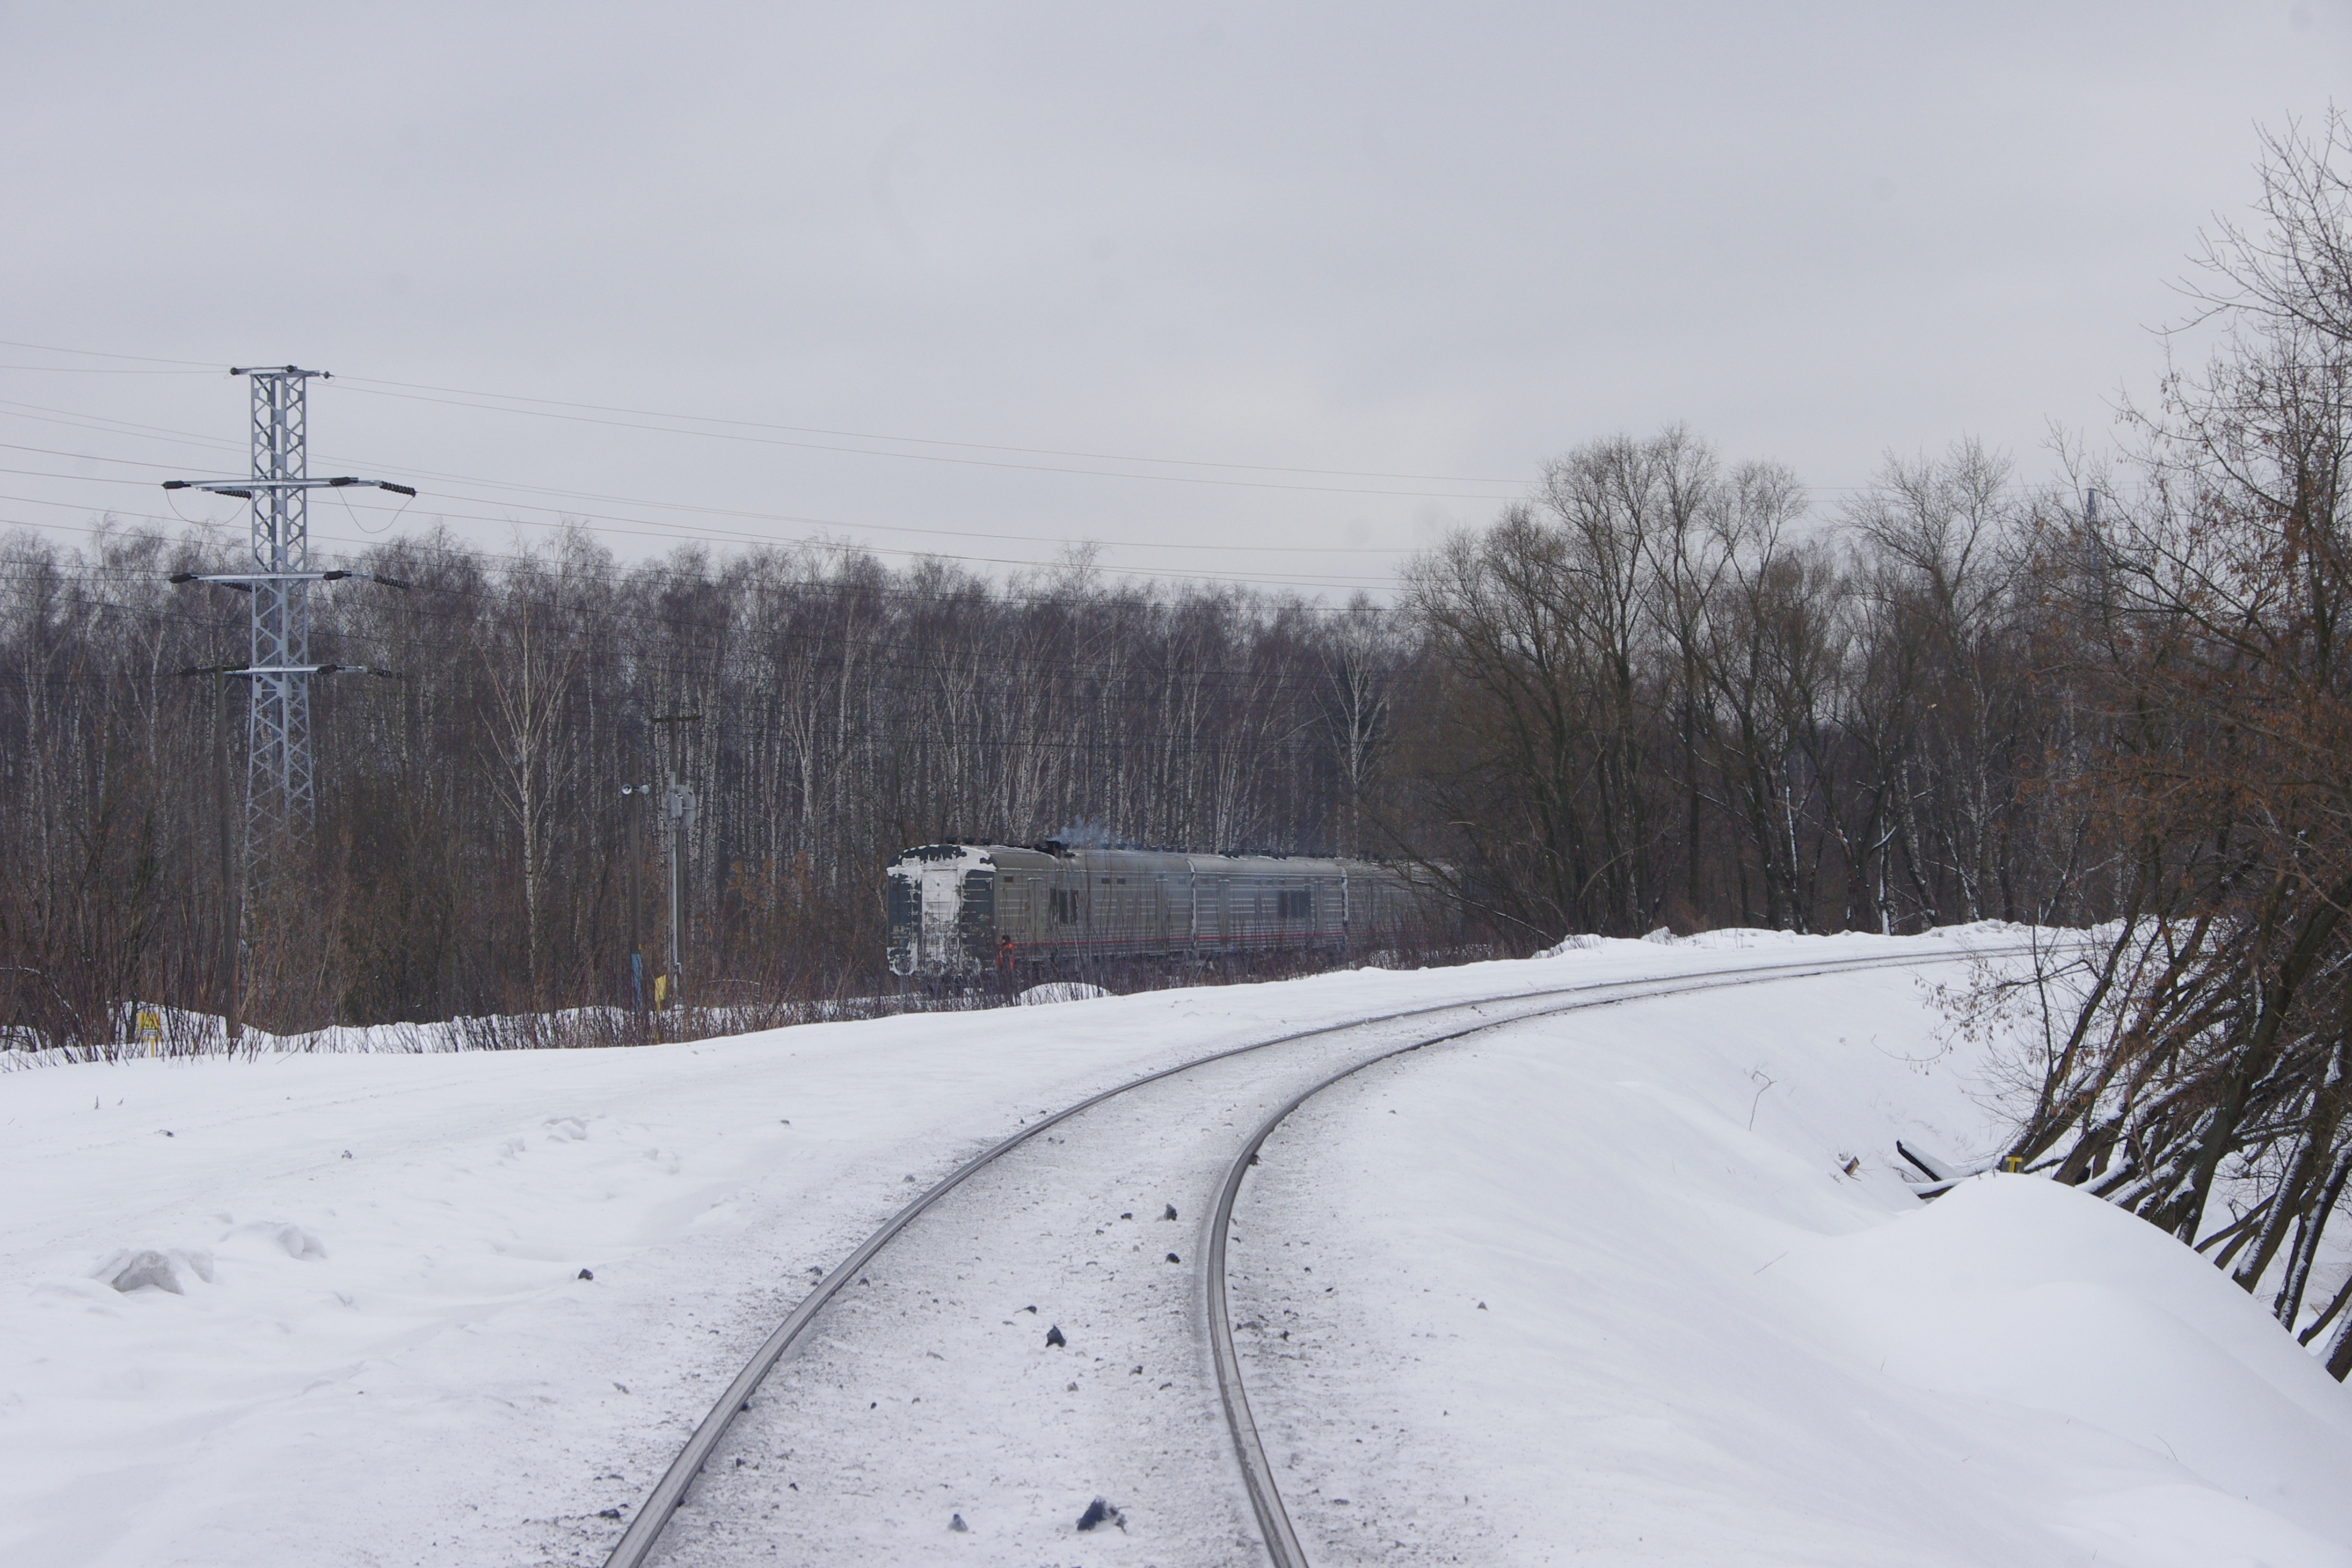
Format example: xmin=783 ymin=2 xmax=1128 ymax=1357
xmin=887 ymin=841 xmax=1402 ymax=878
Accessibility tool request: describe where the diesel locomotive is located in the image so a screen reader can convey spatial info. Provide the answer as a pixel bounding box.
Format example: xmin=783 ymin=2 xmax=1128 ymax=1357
xmin=886 ymin=841 xmax=1444 ymax=977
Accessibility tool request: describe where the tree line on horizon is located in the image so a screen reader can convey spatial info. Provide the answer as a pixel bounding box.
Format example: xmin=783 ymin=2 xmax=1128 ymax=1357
xmin=0 ymin=431 xmax=2080 ymax=1043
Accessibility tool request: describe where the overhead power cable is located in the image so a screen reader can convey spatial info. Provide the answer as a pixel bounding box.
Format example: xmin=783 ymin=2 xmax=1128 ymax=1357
xmin=0 ymin=455 xmax=1419 ymax=558
xmin=0 ymin=338 xmax=221 ymax=367
xmin=0 ymin=503 xmax=1401 ymax=593
xmin=0 ymin=399 xmax=1441 ymax=587
xmin=0 ymin=365 xmax=222 ymax=375
xmin=329 ymin=383 xmax=1519 ymax=500
xmin=0 ymin=517 xmax=1401 ymax=611
xmin=331 ymin=375 xmax=1525 ymax=486
xmin=0 ymin=345 xmax=1523 ymax=496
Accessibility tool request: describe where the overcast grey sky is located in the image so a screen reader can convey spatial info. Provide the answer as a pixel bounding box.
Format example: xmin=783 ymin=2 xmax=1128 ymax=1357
xmin=4 ymin=3 xmax=2348 ymax=596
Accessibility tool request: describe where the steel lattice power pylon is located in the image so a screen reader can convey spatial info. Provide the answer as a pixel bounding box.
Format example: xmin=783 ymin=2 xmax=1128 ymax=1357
xmin=167 ymin=367 xmax=415 ymax=850
xmin=244 ymin=369 xmax=317 ymax=840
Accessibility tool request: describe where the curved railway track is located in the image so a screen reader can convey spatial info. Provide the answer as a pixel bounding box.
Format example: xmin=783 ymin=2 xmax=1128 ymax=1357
xmin=604 ymin=943 xmax=2034 ymax=1567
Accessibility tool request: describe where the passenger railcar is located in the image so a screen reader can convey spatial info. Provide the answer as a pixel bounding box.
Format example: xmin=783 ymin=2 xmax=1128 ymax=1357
xmin=886 ymin=841 xmax=1442 ymax=977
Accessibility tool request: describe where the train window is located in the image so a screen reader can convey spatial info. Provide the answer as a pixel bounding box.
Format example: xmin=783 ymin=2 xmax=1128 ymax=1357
xmin=1279 ymin=890 xmax=1311 ymax=920
xmin=1051 ymin=889 xmax=1080 ymax=924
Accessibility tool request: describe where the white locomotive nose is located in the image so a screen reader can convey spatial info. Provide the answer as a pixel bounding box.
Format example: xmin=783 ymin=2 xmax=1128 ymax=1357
xmin=918 ymin=868 xmax=961 ymax=967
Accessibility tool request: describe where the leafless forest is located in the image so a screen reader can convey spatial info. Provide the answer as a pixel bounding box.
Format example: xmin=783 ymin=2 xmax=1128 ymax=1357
xmin=1 ymin=434 xmax=2090 ymax=1048
xmin=12 ymin=119 xmax=2352 ymax=1371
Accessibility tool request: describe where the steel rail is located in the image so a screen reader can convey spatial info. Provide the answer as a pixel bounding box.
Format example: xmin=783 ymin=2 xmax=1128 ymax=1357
xmin=598 ymin=973 xmax=1643 ymax=1567
xmin=604 ymin=941 xmax=2045 ymax=1568
xmin=1203 ymin=944 xmax=2046 ymax=1568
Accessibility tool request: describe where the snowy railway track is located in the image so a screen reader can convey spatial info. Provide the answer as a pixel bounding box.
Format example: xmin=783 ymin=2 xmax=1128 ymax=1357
xmin=605 ymin=944 xmax=2031 ymax=1568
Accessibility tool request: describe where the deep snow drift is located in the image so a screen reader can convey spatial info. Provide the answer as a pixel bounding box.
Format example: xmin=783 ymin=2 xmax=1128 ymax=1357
xmin=1 ymin=929 xmax=2346 ymax=1566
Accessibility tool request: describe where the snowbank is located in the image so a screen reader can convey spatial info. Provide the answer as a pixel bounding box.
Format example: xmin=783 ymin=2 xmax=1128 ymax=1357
xmin=0 ymin=1001 xmax=898 ymax=1071
xmin=1019 ymin=981 xmax=1111 ymax=1005
xmin=1530 ymin=918 xmax=2053 ymax=960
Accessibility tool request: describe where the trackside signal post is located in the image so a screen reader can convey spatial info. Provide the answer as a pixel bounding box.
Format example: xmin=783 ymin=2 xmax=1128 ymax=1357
xmin=650 ymin=713 xmax=701 ymax=1010
xmin=166 ymin=368 xmax=412 ymax=1021
xmin=620 ymin=780 xmax=656 ymax=1016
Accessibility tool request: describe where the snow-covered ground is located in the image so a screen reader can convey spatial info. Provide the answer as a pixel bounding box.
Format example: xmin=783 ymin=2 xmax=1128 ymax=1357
xmin=1235 ymin=957 xmax=2352 ymax=1566
xmin=2 ymin=929 xmax=2347 ymax=1566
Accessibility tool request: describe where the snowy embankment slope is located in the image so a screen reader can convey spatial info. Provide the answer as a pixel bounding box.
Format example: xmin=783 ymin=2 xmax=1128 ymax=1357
xmin=1236 ymin=956 xmax=2352 ymax=1567
xmin=1 ymin=929 xmax=2345 ymax=1566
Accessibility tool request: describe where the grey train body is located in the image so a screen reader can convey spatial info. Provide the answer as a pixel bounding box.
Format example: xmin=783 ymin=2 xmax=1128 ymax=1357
xmin=886 ymin=843 xmax=1440 ymax=977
